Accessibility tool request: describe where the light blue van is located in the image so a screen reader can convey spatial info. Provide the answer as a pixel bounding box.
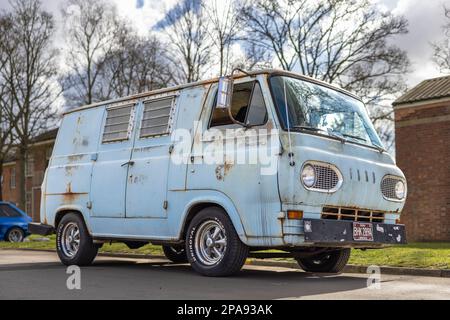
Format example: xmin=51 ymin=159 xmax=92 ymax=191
xmin=29 ymin=69 xmax=407 ymax=276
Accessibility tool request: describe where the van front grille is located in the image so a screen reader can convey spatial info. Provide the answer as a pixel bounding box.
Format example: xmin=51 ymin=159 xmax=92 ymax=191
xmin=321 ymin=206 xmax=385 ymax=223
xmin=312 ymin=164 xmax=340 ymax=191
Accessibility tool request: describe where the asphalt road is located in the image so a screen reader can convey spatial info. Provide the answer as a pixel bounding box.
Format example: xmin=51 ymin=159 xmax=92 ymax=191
xmin=0 ymin=250 xmax=449 ymax=300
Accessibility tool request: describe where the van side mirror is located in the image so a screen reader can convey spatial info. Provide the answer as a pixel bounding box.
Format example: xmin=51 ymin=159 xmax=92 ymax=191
xmin=216 ymin=76 xmax=233 ymax=109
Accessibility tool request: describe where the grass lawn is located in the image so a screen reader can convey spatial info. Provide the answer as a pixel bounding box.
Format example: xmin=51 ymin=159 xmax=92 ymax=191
xmin=1 ymin=235 xmax=449 ymax=269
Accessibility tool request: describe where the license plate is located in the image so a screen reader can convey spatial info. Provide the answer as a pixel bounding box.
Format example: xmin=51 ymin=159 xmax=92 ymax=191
xmin=353 ymin=222 xmax=373 ymax=241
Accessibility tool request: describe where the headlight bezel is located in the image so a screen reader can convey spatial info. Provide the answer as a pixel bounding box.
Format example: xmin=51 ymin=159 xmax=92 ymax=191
xmin=301 ymin=164 xmax=316 ymax=188
xmin=381 ymin=175 xmax=407 ymax=202
xmin=300 ymin=161 xmax=343 ymax=193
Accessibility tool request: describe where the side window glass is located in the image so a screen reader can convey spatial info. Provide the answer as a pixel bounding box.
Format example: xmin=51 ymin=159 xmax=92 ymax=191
xmin=140 ymin=97 xmax=176 ymax=138
xmin=210 ymin=82 xmax=254 ymax=127
xmin=245 ymin=82 xmax=267 ymax=126
xmin=0 ymin=204 xmax=21 ymax=217
xmin=0 ymin=205 xmax=7 ymax=217
xmin=102 ymin=104 xmax=135 ymax=143
xmin=210 ymin=81 xmax=267 ymax=128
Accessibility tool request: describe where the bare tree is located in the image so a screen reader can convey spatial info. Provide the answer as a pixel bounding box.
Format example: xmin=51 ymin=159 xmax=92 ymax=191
xmin=234 ymin=41 xmax=274 ymax=71
xmin=240 ymin=0 xmax=410 ymax=113
xmin=202 ymin=0 xmax=241 ymax=76
xmin=61 ymin=0 xmax=122 ymax=108
xmin=0 ymin=15 xmax=17 ymax=201
xmin=431 ymin=6 xmax=450 ymax=74
xmin=0 ymin=0 xmax=59 ymax=208
xmin=98 ymin=25 xmax=174 ymax=100
xmin=158 ymin=0 xmax=211 ymax=84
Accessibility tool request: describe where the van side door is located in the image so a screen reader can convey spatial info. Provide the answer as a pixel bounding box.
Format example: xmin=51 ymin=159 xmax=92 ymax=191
xmin=125 ymin=94 xmax=178 ymax=218
xmin=90 ymin=101 xmax=137 ymax=218
xmin=187 ymin=77 xmax=282 ymax=240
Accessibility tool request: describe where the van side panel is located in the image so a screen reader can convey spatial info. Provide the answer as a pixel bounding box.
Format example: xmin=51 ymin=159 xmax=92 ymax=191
xmin=43 ymin=109 xmax=104 ymax=228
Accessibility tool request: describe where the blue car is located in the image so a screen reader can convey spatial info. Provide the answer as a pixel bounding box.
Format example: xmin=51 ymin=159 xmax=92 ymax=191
xmin=0 ymin=202 xmax=32 ymax=242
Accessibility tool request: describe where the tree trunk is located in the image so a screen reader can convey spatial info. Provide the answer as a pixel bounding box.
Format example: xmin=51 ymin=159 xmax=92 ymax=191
xmin=17 ymin=146 xmax=27 ymax=211
xmin=0 ymin=163 xmax=3 ymax=202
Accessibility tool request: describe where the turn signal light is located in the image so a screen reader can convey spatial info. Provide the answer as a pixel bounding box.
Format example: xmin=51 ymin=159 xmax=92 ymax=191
xmin=287 ymin=210 xmax=303 ymax=220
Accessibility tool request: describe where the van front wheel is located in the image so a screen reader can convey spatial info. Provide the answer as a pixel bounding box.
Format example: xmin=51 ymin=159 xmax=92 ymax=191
xmin=186 ymin=207 xmax=248 ymax=276
xmin=56 ymin=213 xmax=98 ymax=266
xmin=295 ymin=248 xmax=350 ymax=273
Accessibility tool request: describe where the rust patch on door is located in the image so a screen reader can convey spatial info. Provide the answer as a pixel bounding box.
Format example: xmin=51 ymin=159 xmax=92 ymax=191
xmin=215 ymin=162 xmax=234 ymax=181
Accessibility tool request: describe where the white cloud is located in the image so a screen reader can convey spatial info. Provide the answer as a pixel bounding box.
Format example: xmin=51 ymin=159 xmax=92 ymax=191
xmin=111 ymin=0 xmax=180 ymax=35
xmin=390 ymin=0 xmax=448 ymax=87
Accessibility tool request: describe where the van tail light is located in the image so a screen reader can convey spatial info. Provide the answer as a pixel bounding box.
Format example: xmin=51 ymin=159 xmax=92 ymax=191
xmin=287 ymin=210 xmax=303 ymax=220
xmin=396 ymin=218 xmax=401 ymax=224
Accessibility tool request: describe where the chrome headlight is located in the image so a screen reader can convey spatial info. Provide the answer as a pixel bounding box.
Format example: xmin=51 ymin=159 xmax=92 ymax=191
xmin=301 ymin=164 xmax=316 ymax=188
xmin=395 ymin=180 xmax=406 ymax=199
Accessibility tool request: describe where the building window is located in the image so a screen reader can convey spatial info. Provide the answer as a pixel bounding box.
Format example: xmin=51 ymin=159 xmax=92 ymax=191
xmin=102 ymin=104 xmax=135 ymax=143
xmin=10 ymin=167 xmax=16 ymax=189
xmin=140 ymin=97 xmax=176 ymax=138
xmin=25 ymin=154 xmax=34 ymax=177
xmin=26 ymin=191 xmax=32 ymax=215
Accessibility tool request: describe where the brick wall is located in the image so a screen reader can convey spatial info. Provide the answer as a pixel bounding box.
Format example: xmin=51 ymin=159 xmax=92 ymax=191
xmin=1 ymin=141 xmax=53 ymax=221
xmin=395 ymin=101 xmax=450 ymax=241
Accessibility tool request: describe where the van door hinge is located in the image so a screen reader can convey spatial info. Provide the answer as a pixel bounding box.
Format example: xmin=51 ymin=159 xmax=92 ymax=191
xmin=163 ymin=200 xmax=168 ymax=210
xmin=168 ymin=144 xmax=174 ymax=154
xmin=86 ymin=201 xmax=92 ymax=209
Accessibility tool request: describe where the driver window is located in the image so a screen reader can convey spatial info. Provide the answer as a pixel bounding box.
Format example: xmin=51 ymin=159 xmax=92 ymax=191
xmin=209 ymin=81 xmax=267 ymax=128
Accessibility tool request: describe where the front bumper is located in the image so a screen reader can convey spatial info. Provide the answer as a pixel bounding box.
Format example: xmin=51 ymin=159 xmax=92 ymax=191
xmin=303 ymin=219 xmax=406 ymax=246
xmin=28 ymin=223 xmax=54 ymax=236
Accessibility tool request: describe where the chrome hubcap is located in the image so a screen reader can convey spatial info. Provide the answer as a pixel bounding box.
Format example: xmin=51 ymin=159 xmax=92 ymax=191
xmin=194 ymin=220 xmax=227 ymax=266
xmin=61 ymin=222 xmax=80 ymax=257
xmin=8 ymin=230 xmax=23 ymax=242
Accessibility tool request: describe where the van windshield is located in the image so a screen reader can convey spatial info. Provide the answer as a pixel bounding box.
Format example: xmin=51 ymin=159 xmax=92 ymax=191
xmin=269 ymin=76 xmax=383 ymax=149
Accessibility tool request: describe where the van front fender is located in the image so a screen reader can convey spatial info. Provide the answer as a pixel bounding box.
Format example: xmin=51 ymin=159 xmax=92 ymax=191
xmin=178 ymin=192 xmax=248 ymax=245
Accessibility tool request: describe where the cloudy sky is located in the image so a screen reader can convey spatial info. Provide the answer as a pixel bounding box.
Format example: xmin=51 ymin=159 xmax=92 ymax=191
xmin=1 ymin=0 xmax=449 ymax=88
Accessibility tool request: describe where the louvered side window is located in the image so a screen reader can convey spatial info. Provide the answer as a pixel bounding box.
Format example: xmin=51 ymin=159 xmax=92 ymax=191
xmin=140 ymin=97 xmax=175 ymax=138
xmin=102 ymin=104 xmax=134 ymax=143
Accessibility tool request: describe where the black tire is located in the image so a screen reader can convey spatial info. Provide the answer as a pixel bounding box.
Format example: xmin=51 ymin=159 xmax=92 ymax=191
xmin=295 ymin=248 xmax=351 ymax=273
xmin=5 ymin=227 xmax=25 ymax=242
xmin=186 ymin=207 xmax=248 ymax=277
xmin=162 ymin=245 xmax=188 ymax=263
xmin=56 ymin=213 xmax=98 ymax=266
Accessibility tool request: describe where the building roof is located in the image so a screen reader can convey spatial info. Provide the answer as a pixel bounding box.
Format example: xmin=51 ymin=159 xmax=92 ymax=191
xmin=32 ymin=128 xmax=58 ymax=143
xmin=2 ymin=128 xmax=58 ymax=164
xmin=393 ymin=75 xmax=450 ymax=106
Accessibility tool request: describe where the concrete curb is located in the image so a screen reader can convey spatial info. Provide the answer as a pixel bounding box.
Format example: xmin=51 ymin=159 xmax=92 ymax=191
xmin=245 ymin=259 xmax=450 ymax=278
xmin=3 ymin=248 xmax=449 ymax=278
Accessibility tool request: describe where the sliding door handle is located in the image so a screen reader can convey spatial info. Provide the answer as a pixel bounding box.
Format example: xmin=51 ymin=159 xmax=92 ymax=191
xmin=121 ymin=160 xmax=135 ymax=167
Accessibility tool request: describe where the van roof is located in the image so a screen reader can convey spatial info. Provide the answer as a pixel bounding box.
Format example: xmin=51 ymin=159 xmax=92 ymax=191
xmin=64 ymin=69 xmax=361 ymax=115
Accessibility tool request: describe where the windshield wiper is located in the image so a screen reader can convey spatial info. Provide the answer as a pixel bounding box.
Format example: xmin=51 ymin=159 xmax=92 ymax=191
xmin=291 ymin=125 xmax=324 ymax=132
xmin=326 ymin=129 xmax=346 ymax=143
xmin=341 ymin=133 xmax=367 ymax=142
xmin=292 ymin=125 xmax=347 ymax=143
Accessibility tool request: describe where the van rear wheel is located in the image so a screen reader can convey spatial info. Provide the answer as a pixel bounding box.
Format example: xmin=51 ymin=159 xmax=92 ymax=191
xmin=186 ymin=207 xmax=248 ymax=277
xmin=56 ymin=213 xmax=98 ymax=266
xmin=295 ymin=248 xmax=350 ymax=273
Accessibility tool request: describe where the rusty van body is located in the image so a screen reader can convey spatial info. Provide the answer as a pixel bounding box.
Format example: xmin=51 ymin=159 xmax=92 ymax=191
xmin=29 ymin=69 xmax=407 ymax=276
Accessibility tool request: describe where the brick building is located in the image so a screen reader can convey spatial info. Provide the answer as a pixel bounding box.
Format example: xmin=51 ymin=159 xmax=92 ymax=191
xmin=393 ymin=75 xmax=450 ymax=241
xmin=1 ymin=128 xmax=58 ymax=221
